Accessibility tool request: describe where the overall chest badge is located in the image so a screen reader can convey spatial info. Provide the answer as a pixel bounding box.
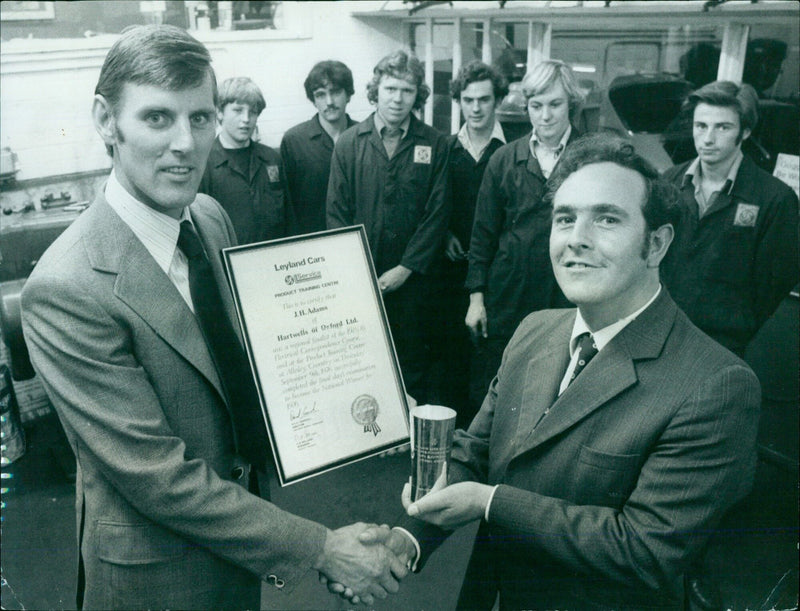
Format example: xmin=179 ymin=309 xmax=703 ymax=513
xmin=414 ymin=145 xmax=432 ymax=164
xmin=733 ymin=202 xmax=759 ymax=227
xmin=267 ymin=165 xmax=280 ymax=183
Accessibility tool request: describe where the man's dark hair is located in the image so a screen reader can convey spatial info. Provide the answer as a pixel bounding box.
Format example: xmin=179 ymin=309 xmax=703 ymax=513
xmin=450 ymin=60 xmax=509 ymax=101
xmin=95 ymin=25 xmax=216 ymax=156
xmin=366 ymin=50 xmax=430 ymax=112
xmin=682 ymin=80 xmax=759 ymax=139
xmin=304 ymin=60 xmax=355 ymax=102
xmin=544 ymin=133 xmax=682 ymax=233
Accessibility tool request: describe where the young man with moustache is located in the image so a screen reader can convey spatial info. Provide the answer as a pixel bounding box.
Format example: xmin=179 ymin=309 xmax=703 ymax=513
xmin=662 ymin=80 xmax=798 ymax=358
xmin=281 ymin=60 xmax=357 ymax=235
xmin=199 ymin=77 xmax=290 ymax=244
xmin=464 ymin=59 xmax=582 ymax=410
xmin=358 ymin=133 xmax=760 ymax=610
xmin=428 ymin=60 xmax=508 ymax=426
xmin=21 ymin=25 xmax=409 ymax=609
xmin=327 ymin=50 xmax=450 ymax=404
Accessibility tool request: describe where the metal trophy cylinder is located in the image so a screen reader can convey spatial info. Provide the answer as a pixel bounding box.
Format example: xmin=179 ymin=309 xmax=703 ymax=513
xmin=410 ymin=404 xmax=457 ymax=502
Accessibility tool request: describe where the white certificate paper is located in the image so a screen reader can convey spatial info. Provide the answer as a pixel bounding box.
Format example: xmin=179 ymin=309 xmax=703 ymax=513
xmin=223 ymin=227 xmax=410 ymax=485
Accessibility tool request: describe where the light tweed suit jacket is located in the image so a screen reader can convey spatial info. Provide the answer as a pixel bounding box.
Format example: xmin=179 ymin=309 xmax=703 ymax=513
xmin=22 ymin=193 xmax=327 ymax=609
xmin=409 ymin=290 xmax=760 ymax=610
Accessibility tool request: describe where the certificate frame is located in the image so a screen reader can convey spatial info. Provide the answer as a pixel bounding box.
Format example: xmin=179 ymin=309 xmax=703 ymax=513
xmin=223 ymin=226 xmax=410 ymax=486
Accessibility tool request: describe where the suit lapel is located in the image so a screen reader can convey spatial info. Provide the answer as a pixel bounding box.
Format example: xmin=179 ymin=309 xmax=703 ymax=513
xmin=84 ymin=196 xmax=224 ymax=398
xmin=526 ymin=340 xmax=638 ymax=448
xmin=516 ymin=290 xmax=677 ymax=454
xmin=517 ymin=325 xmax=571 ymax=438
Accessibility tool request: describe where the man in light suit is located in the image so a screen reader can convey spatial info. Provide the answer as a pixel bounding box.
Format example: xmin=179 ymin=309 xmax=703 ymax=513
xmin=356 ymin=133 xmax=760 ymax=609
xmin=21 ymin=25 xmax=405 ymax=610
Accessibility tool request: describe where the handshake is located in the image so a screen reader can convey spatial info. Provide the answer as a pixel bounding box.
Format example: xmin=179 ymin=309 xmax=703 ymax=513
xmin=313 ymin=480 xmax=494 ymax=605
xmin=314 ymin=522 xmax=416 ymax=605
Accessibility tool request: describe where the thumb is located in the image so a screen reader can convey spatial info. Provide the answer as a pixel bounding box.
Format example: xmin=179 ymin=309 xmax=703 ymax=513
xmin=401 ymin=480 xmax=413 ymax=511
xmin=358 ymin=524 xmax=390 ymax=544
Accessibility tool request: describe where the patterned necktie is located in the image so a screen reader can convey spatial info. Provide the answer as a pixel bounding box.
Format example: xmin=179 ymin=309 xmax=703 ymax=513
xmin=569 ymin=332 xmax=598 ymax=385
xmin=178 ymin=220 xmax=268 ymax=468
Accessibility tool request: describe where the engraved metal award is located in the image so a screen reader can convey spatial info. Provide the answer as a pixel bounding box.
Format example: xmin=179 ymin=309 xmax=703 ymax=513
xmin=410 ymin=404 xmax=457 ymax=502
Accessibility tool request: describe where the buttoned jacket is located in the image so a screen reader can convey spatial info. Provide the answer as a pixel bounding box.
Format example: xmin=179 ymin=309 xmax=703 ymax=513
xmin=408 ymin=290 xmax=760 ymax=610
xmin=281 ymin=114 xmax=357 ymax=234
xmin=662 ymin=154 xmax=799 ymax=355
xmin=326 ymin=113 xmax=450 ymax=275
xmin=21 ymin=193 xmax=327 ymax=609
xmin=465 ymin=130 xmax=579 ymax=340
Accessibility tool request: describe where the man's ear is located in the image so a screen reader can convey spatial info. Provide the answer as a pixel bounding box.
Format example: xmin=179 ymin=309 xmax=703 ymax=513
xmin=647 ymin=224 xmax=675 ymax=268
xmin=739 ymin=126 xmax=752 ymax=143
xmin=92 ymin=94 xmax=116 ymax=148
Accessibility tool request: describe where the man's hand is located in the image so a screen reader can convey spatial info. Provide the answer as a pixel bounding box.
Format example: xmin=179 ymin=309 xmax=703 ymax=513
xmin=315 ymin=522 xmax=408 ymax=605
xmin=444 ymin=232 xmax=467 ymax=261
xmin=378 ymin=265 xmax=412 ymax=293
xmin=402 ymin=481 xmax=493 ymax=530
xmin=358 ymin=524 xmax=417 ymax=568
xmin=465 ymin=292 xmax=488 ymax=341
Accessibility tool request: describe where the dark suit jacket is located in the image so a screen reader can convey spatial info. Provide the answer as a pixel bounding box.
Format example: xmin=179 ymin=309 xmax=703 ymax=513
xmin=21 ymin=193 xmax=327 ymax=609
xmin=407 ymin=290 xmax=760 ymax=610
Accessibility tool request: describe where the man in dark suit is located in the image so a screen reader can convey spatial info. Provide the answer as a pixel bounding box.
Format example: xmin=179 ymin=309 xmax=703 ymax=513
xmin=21 ymin=25 xmax=405 ymax=610
xmin=355 ymin=133 xmax=760 ymax=609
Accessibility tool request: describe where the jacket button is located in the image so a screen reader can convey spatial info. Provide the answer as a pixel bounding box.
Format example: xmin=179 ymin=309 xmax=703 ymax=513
xmin=231 ymin=466 xmax=245 ymax=480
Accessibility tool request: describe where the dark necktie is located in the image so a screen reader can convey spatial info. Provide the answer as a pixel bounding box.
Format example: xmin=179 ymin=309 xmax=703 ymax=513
xmin=569 ymin=332 xmax=598 ymax=385
xmin=178 ymin=220 xmax=268 ymax=468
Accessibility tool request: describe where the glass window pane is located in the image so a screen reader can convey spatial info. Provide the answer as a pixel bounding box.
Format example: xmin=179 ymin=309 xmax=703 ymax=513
xmin=431 ymin=23 xmax=454 ymax=133
xmin=743 ymin=24 xmax=799 ymax=171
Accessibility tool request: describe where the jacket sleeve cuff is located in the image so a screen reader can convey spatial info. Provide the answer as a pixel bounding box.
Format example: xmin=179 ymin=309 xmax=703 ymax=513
xmin=391 ymin=526 xmax=421 ymax=572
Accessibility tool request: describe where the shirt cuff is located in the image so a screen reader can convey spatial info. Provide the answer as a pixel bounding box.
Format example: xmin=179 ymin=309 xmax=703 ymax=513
xmin=484 ymin=485 xmax=499 ymax=522
xmin=391 ymin=526 xmax=421 ymax=572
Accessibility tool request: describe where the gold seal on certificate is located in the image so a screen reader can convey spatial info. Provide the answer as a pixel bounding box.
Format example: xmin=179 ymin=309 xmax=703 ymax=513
xmin=222 ymin=226 xmax=410 ymax=485
xmin=351 ymin=394 xmax=381 ymax=436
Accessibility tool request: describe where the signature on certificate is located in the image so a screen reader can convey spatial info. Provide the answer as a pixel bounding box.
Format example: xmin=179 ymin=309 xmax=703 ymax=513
xmin=289 ymin=401 xmax=319 ymax=421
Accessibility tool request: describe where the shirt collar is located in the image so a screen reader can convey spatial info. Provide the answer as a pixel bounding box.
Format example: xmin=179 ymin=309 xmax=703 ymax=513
xmin=373 ymin=111 xmax=411 ymax=139
xmin=105 ymin=169 xmax=192 ymax=276
xmin=683 ymin=149 xmax=743 ymax=195
xmin=530 ymin=124 xmax=571 ymax=158
xmin=569 ymin=284 xmax=662 ymax=355
xmin=457 ymin=120 xmax=506 ymax=161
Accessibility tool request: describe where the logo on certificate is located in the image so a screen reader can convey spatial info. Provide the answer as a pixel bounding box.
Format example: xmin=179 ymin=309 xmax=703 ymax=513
xmin=733 ymin=203 xmax=759 ymax=227
xmin=414 ymin=145 xmax=432 ymax=164
xmin=285 ymin=271 xmax=322 ymax=285
xmin=352 ymin=394 xmax=381 ymax=436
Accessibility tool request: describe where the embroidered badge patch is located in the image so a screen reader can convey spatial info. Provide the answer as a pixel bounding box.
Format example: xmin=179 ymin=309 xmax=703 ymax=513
xmin=414 ymin=145 xmax=432 ymax=164
xmin=267 ymin=165 xmax=280 ymax=183
xmin=733 ymin=203 xmax=759 ymax=227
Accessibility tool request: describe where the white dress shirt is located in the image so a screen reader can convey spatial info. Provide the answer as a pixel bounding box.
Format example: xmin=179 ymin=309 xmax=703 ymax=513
xmin=457 ymin=120 xmax=506 ymax=162
xmin=105 ymin=170 xmax=196 ymax=311
xmin=530 ymin=124 xmax=572 ymax=178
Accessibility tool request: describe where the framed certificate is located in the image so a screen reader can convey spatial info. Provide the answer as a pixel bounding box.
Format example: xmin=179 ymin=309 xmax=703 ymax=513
xmin=223 ymin=226 xmax=410 ymax=485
